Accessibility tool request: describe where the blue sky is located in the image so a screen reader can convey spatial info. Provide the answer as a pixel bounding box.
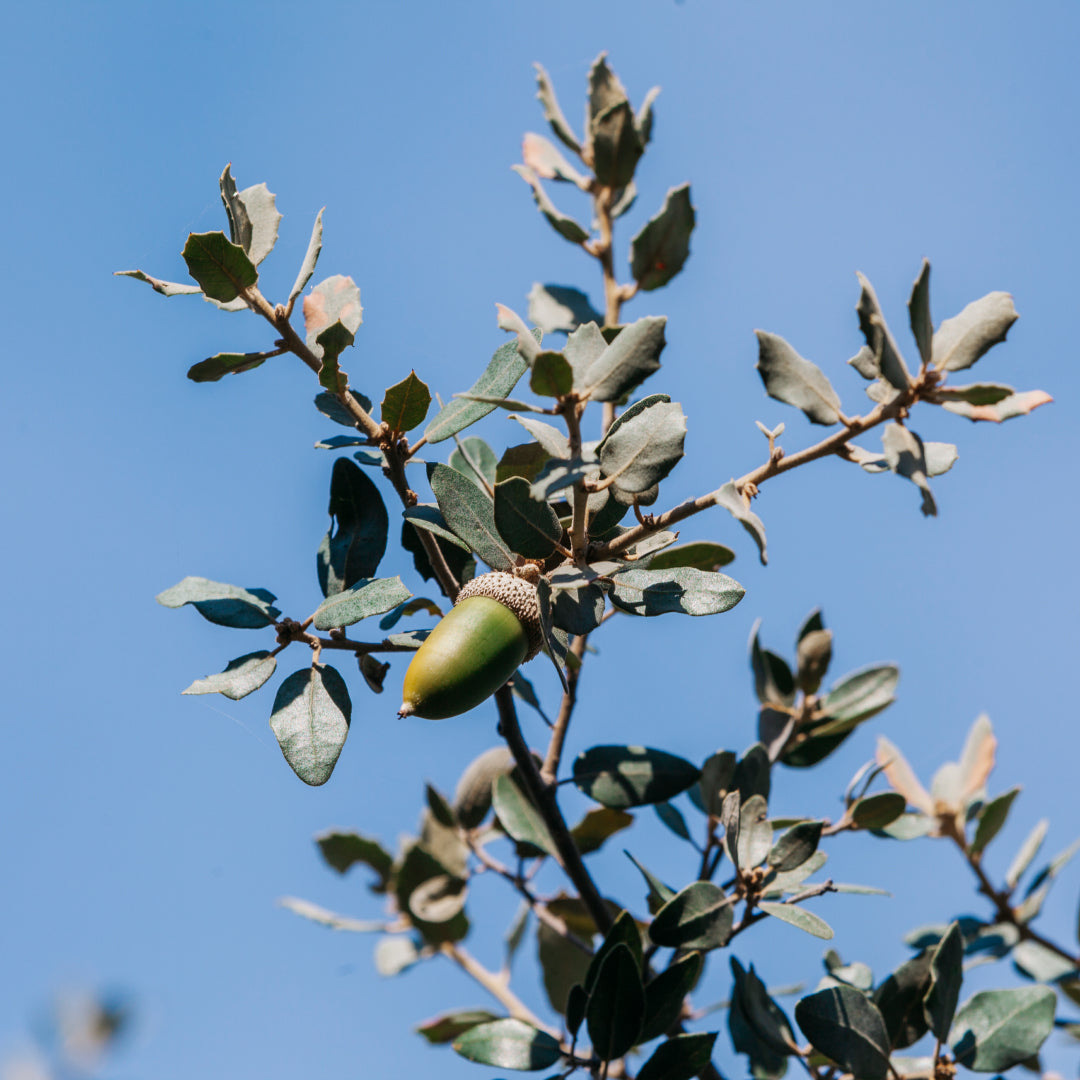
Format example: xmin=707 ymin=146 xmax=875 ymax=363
xmin=1 ymin=3 xmax=1077 ymax=1078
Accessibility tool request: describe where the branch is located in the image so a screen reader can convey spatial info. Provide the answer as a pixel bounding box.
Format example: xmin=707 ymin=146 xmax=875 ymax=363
xmin=541 ymin=634 xmax=589 ymax=785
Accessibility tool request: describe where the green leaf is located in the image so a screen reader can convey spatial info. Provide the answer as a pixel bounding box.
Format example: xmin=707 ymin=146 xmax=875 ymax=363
xmin=924 ymin=921 xmax=964 ymax=1040
xmin=453 ymin=746 xmax=514 ymax=828
xmin=492 ymin=775 xmax=558 ymax=859
xmin=758 ymin=902 xmax=834 ymax=939
xmin=563 ymin=320 xmax=609 ymax=383
xmin=424 ymin=331 xmax=541 ymax=443
xmin=317 ymin=458 xmax=390 ymax=597
xmin=768 ymin=821 xmax=823 ymax=872
xmin=939 ymin=388 xmax=1052 ymax=423
xmin=156 ymin=576 xmax=280 ymax=628
xmin=734 ymin=744 xmax=772 ymax=804
xmin=512 ymin=414 xmax=571 ymax=458
xmin=1005 ymin=819 xmax=1048 ymax=890
xmin=796 ymin=629 xmax=833 ymax=694
xmin=856 ymin=273 xmax=911 ymax=391
xmin=950 ymin=987 xmax=1056 ymax=1072
xmin=526 ymin=282 xmax=601 ymax=336
xmin=574 ymin=745 xmax=701 ymax=808
xmin=182 ymin=651 xmax=277 ymax=700
xmin=407 ymin=873 xmax=467 ymax=924
xmin=395 ymin=842 xmax=469 ymax=943
xmin=380 ymin=371 xmax=431 ymax=433
xmin=535 ymin=578 xmax=570 ymax=695
xmin=608 ymin=567 xmax=745 ymax=617
xmin=738 ymin=794 xmax=773 ymax=870
xmin=929 ymin=382 xmax=1015 ymax=406
xmin=570 ymin=808 xmax=634 ymax=856
xmin=533 ymin=62 xmax=582 ymax=154
xmin=401 ymin=505 xmax=472 ymax=551
xmin=699 ymin=750 xmax=737 ymax=816
xmin=187 ymin=350 xmax=276 ymax=382
xmin=932 ymin=291 xmax=1018 ymax=372
xmin=652 ymin=801 xmax=692 ymax=844
xmin=181 ymin=231 xmax=257 ymax=302
xmin=513 ymin=165 xmax=590 ymax=244
xmin=537 ymin=921 xmax=591 ymax=1015
xmin=646 ymin=542 xmax=735 ymax=572
xmin=315 ymin=829 xmax=393 ymax=891
xmin=882 ymin=424 xmax=936 ymax=516
xmin=314 ymin=320 xmax=353 ymax=393
xmin=716 ymin=481 xmax=768 ymax=564
xmin=591 ymin=99 xmax=643 ymax=189
xmin=794 ymin=986 xmax=891 ymax=1080
xmin=416 ymin=1010 xmax=501 ymax=1045
xmin=908 ymin=259 xmax=933 ymax=368
xmin=731 ymin=958 xmax=798 ymax=1057
xmin=551 ymin=582 xmax=606 ymax=635
xmin=625 ymin=851 xmax=676 ymax=914
xmin=497 ymin=442 xmax=553 ymax=485
xmin=586 ymin=943 xmax=645 ymax=1061
xmin=1012 ymin=940 xmax=1080 ymax=982
xmin=816 ymin=664 xmax=900 ymax=733
xmin=640 ymin=952 xmax=703 ymax=1043
xmin=823 ymin=952 xmax=874 ymax=992
xmin=873 ymin=951 xmax=932 ymax=1049
xmin=751 ymin=624 xmax=796 ymax=708
xmin=636 ymin=1033 xmax=718 ymax=1080
xmin=449 ymin=436 xmax=498 ymax=490
xmin=583 ymin=316 xmax=666 ymax=402
xmin=429 ymin=463 xmax=514 ymax=571
xmin=115 ymin=268 xmax=202 ymax=296
xmin=378 ymin=595 xmax=442 ymax=631
xmin=314 ymin=389 xmax=373 ymax=427
xmin=522 ymin=131 xmax=589 ymax=185
xmin=851 ymin=792 xmax=907 ymax=830
xmin=762 ymin=851 xmax=828 ymax=898
xmin=452 ymin=1018 xmax=562 ymax=1071
xmin=530 ymin=453 xmax=600 ymax=500
xmin=755 ymin=331 xmax=843 ymax=426
xmin=630 ymin=184 xmax=695 ymax=291
xmin=287 ymin=208 xmax=324 ymax=310
xmin=530 ymin=350 xmax=575 ymax=397
xmin=598 ymin=397 xmax=686 ymax=495
xmin=312 ymin=576 xmax=411 ymax=631
xmin=269 ymin=665 xmax=351 ymax=786
xmin=650 ymin=882 xmax=734 ymax=950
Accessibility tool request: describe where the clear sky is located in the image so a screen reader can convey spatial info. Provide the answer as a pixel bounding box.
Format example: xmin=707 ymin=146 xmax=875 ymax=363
xmin=1 ymin=2 xmax=1077 ymax=1078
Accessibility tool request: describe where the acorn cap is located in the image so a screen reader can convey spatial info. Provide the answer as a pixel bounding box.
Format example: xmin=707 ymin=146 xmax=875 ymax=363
xmin=456 ymin=571 xmax=543 ymax=661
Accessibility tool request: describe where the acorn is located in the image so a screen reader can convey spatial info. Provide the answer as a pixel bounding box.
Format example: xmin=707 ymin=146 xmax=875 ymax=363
xmin=398 ymin=571 xmax=543 ymax=720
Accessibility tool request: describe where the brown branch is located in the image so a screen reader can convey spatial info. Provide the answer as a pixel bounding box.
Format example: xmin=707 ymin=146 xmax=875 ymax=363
xmin=541 ymin=634 xmax=589 ymax=785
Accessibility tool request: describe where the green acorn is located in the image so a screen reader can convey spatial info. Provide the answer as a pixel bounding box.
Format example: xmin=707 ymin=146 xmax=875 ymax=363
xmin=398 ymin=571 xmax=543 ymax=720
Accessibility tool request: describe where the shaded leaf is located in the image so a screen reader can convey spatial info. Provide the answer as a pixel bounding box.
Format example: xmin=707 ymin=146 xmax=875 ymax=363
xmin=950 ymin=987 xmax=1056 ymax=1072
xmin=530 ymin=350 xmax=574 ymax=397
xmin=574 ymin=745 xmax=700 ymax=809
xmin=908 ymin=259 xmax=933 ymax=368
xmin=429 ymin=463 xmax=514 ymax=570
xmin=115 ymin=268 xmax=201 ymax=296
xmin=939 ymin=389 xmax=1052 ymax=423
xmin=586 ymin=943 xmax=645 ymax=1062
xmin=731 ymin=958 xmax=798 ymax=1057
xmin=851 ymin=792 xmax=907 ymax=830
xmin=401 ymin=504 xmax=472 ymax=552
xmin=526 ymin=283 xmax=602 ymax=336
xmin=882 ymin=424 xmax=936 ymax=517
xmin=640 ymin=951 xmax=703 ymax=1043
xmin=381 ymin=371 xmax=431 ymax=433
xmin=551 ymin=582 xmax=606 ymax=635
xmin=269 ymin=665 xmax=351 ymax=786
xmin=317 ymin=458 xmax=389 ymax=597
xmin=187 ymin=350 xmax=276 ymax=382
xmin=769 ymin=821 xmax=823 ymax=873
xmin=537 ymin=922 xmax=591 ymax=1015
xmin=932 ymin=292 xmax=1018 ymax=372
xmin=651 ymin=882 xmax=734 ymax=951
xmin=533 ymin=62 xmax=582 ymax=153
xmin=924 ymin=921 xmax=964 ymax=1040
xmin=647 ymin=541 xmax=735 ymax=572
xmin=856 ymin=273 xmax=911 ymax=391
xmin=315 ymin=829 xmax=393 ymax=891
xmin=755 ymin=331 xmax=843 ymax=425
xmin=637 ymin=1033 xmax=718 ymax=1080
xmin=716 ymin=481 xmax=768 ymax=565
xmin=794 ymin=986 xmax=891 ymax=1080
xmin=970 ymin=787 xmax=1021 ymax=856
xmin=583 ymin=316 xmax=667 ymax=402
xmin=750 ymin=624 xmax=796 ymax=708
xmin=453 ymin=746 xmax=514 ymax=829
xmin=181 ymin=230 xmax=257 ymax=302
xmin=873 ymin=951 xmax=932 ymax=1050
xmin=630 ymin=184 xmax=695 ymax=291
xmin=571 ymin=807 xmax=634 ymax=856
xmin=156 ymin=576 xmax=280 ymax=628
xmin=378 ymin=595 xmax=442 ymax=631
xmin=758 ymin=902 xmax=834 ymax=940
xmin=449 ymin=436 xmax=498 ymax=491
xmin=314 ymin=388 xmax=373 ymax=427
xmin=608 ymin=567 xmax=745 ymax=617
xmin=416 ymin=1010 xmax=501 ymax=1045
xmin=452 ymin=1018 xmax=562 ymax=1071
xmin=513 ymin=165 xmax=590 ymax=244
xmin=699 ymin=750 xmax=737 ymax=817
xmin=599 ymin=397 xmax=687 ymax=495
xmin=183 ymin=651 xmax=277 ymax=700
xmin=312 ymin=576 xmax=411 ymax=631
xmin=493 ymin=775 xmax=558 ymax=858
xmin=654 ymin=801 xmax=693 ymax=843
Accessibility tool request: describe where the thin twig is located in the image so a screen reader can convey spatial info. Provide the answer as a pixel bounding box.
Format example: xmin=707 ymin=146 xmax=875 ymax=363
xmin=541 ymin=634 xmax=589 ymax=785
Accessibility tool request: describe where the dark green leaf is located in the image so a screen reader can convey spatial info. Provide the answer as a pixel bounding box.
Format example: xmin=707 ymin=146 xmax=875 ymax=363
xmin=625 ymin=851 xmax=676 ymax=913
xmin=493 ymin=478 xmax=563 ymax=559
xmin=453 ymin=746 xmax=514 ymax=829
xmin=315 ymin=829 xmax=393 ymax=891
xmin=181 ymin=230 xmax=257 ymax=302
xmin=530 ymin=350 xmax=575 ymax=397
xmin=401 ymin=505 xmax=472 ymax=551
xmin=359 ymin=653 xmax=390 ymax=692
xmin=429 ymin=463 xmax=514 ymax=570
xmin=492 ymin=775 xmax=558 ymax=858
xmin=924 ymin=921 xmax=964 ymax=1040
xmin=452 ymin=1018 xmax=562 ymax=1071
xmin=851 ymin=792 xmax=907 ymax=830
xmin=755 ymin=331 xmax=843 ymax=426
xmin=312 ymin=576 xmax=411 ymax=630
xmin=115 ymin=268 xmax=202 ymax=296
xmin=950 ymin=987 xmax=1056 ymax=1072
xmin=156 ymin=576 xmax=280 ymax=628
xmin=380 ymin=371 xmax=431 ymax=433
xmin=650 ymin=882 xmax=734 ymax=950
xmin=598 ymin=397 xmax=686 ymax=495
xmin=378 ymin=595 xmax=442 ymax=631
xmin=647 ymin=542 xmax=735 ymax=572
xmin=751 ymin=625 xmax=796 ymax=708
xmin=570 ymin=808 xmax=634 ymax=856
xmin=731 ymin=958 xmax=798 ymax=1056
xmin=535 ymin=578 xmax=570 ymax=695
xmin=757 ymin=902 xmax=834 ymax=939
xmin=533 ymin=62 xmax=582 ymax=154
xmin=654 ymin=801 xmax=693 ymax=844
xmin=769 ymin=821 xmax=823 ymax=872
xmin=815 ymin=664 xmax=900 ymax=734
xmin=608 ymin=567 xmax=744 ymax=617
xmin=637 ymin=1032 xmax=718 ymax=1080
xmin=929 ymin=382 xmax=1015 ymax=406
xmin=416 ymin=1010 xmax=501 ymax=1045
xmin=497 ymin=442 xmax=553 ymax=485
xmin=565 ymin=984 xmax=587 ymax=1038
xmin=513 ymin=165 xmax=590 ymax=244
xmin=907 ymin=259 xmax=933 ymax=367
xmin=630 ymin=184 xmax=695 ymax=291
xmin=794 ymin=986 xmax=891 ymax=1080
xmin=716 ymin=481 xmax=768 ymax=564
xmin=317 ymin=458 xmax=389 ymax=597
xmin=313 ymin=320 xmax=353 ymax=393
xmin=591 ymin=99 xmax=643 ymax=189
xmin=584 ymin=316 xmax=666 ymax=402
xmin=796 ymin=629 xmax=833 ymax=694
xmin=734 ymin=744 xmax=772 ymax=804
xmin=187 ymin=350 xmax=276 ymax=382
xmin=182 ymin=651 xmax=277 ymax=700
xmin=932 ymin=292 xmax=1018 ymax=372
xmin=873 ymin=951 xmax=932 ymax=1049
xmin=640 ymin=952 xmax=703 ymax=1043
xmin=269 ymin=665 xmax=351 ymax=786
xmin=424 ymin=330 xmax=541 ymax=443
xmin=313 ymin=389 xmax=373 ymax=428
xmin=287 ymin=208 xmax=324 ymax=309
xmin=449 ymin=436 xmax=498 ymax=491
xmin=856 ymin=273 xmax=911 ymax=391
xmin=526 ymin=283 xmax=601 ymax=336
xmin=574 ymin=746 xmax=701 ymax=809
xmin=699 ymin=750 xmax=737 ymax=817
xmin=587 ymin=943 xmax=645 ymax=1062
xmin=552 ymin=582 xmax=606 ymax=635
xmin=538 ymin=921 xmax=592 ymax=1015
xmin=395 ymin=842 xmax=469 ymax=943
